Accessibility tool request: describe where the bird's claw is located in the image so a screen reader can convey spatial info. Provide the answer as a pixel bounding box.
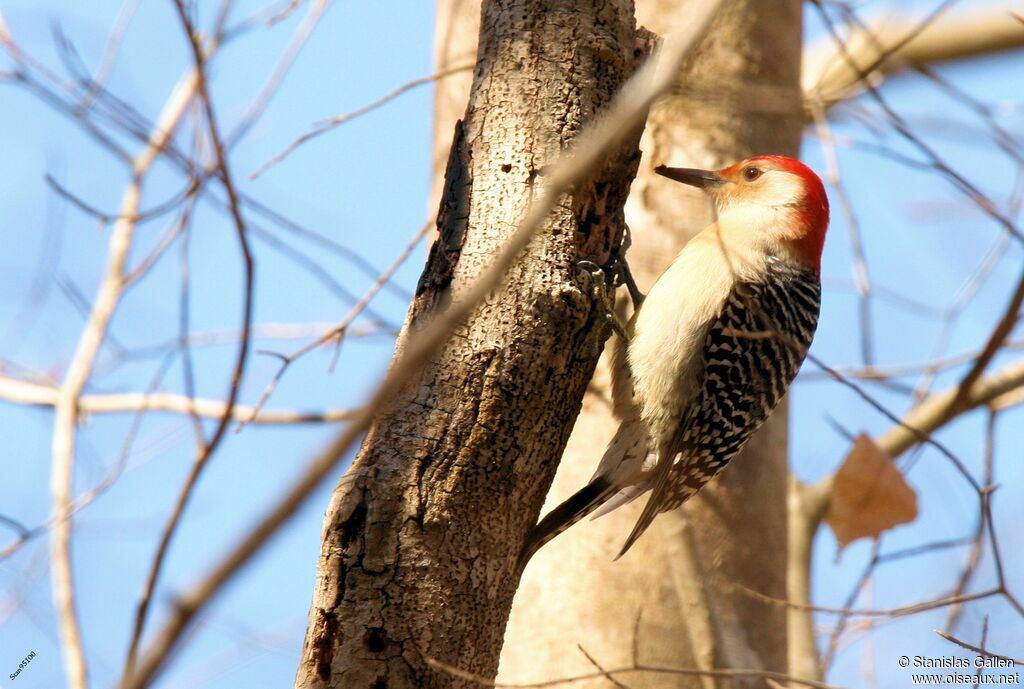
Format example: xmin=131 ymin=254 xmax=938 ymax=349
xmin=577 ymin=259 xmax=604 ymax=279
xmin=609 ymin=256 xmax=644 ymax=310
xmin=577 ymin=260 xmax=629 ymax=347
xmin=609 ymin=225 xmax=645 ymax=309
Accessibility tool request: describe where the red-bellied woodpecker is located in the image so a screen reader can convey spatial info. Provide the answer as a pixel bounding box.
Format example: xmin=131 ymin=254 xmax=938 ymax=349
xmin=519 ymin=155 xmax=829 ymax=569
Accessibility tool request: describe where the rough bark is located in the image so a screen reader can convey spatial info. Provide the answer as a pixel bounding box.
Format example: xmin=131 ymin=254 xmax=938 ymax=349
xmin=293 ymin=2 xmax=642 ymax=687
xmin=498 ymin=2 xmax=805 ymax=687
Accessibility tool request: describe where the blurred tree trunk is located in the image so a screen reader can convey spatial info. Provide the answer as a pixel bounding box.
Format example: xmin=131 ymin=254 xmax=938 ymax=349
xmin=293 ymin=1 xmax=642 ymax=688
xmin=436 ymin=1 xmax=805 ymax=687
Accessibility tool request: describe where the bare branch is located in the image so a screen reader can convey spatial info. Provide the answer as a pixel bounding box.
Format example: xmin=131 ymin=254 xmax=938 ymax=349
xmin=934 ymin=629 xmax=1023 ymax=666
xmin=0 ymin=375 xmax=355 ymax=423
xmin=44 ymin=36 xmax=202 ymax=689
xmin=805 ymin=7 xmax=1024 ymax=106
xmin=876 ymin=359 xmax=1024 ymax=459
xmin=788 ymin=476 xmax=833 ymax=682
xmin=810 ymin=101 xmax=874 ymax=366
xmin=812 ymin=4 xmax=1023 ymax=246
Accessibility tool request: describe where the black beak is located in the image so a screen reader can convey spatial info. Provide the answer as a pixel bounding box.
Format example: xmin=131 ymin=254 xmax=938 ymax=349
xmin=654 ymin=165 xmax=725 ymax=189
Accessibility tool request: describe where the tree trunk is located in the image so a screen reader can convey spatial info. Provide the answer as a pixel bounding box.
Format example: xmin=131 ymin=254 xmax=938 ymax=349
xmin=293 ymin=2 xmax=642 ymax=687
xmin=498 ymin=2 xmax=805 ymax=687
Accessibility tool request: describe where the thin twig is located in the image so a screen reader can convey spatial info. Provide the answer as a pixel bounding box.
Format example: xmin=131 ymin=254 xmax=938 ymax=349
xmin=239 ymin=219 xmax=432 ymax=429
xmin=123 ymin=2 xmax=256 ymax=677
xmin=738 ymin=585 xmax=1000 ymax=618
xmin=810 ymin=99 xmax=874 ymax=366
xmin=226 ymin=0 xmax=331 ymax=148
xmin=424 ymin=657 xmax=848 ymax=689
xmin=803 ymin=340 xmax=1024 ymax=382
xmin=934 ymin=630 xmax=1023 ymax=666
xmin=813 ymin=2 xmax=1024 ymax=244
xmin=77 ymin=0 xmax=141 ymax=113
xmin=944 ymin=267 xmax=1024 ymax=412
xmin=809 ymin=353 xmax=979 ymax=491
xmin=115 ymin=322 xmax=392 ymax=362
xmin=576 ymin=645 xmax=632 ymax=689
xmin=251 ymin=62 xmax=474 ymax=179
xmin=945 ymin=411 xmax=995 ymax=632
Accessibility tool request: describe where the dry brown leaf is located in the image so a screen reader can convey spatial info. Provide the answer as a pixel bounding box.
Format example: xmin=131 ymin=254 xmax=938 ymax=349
xmin=825 ymin=433 xmax=919 ymax=551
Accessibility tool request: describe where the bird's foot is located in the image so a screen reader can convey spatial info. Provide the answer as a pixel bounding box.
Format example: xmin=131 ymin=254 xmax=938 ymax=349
xmin=608 ymin=254 xmax=644 ymax=311
xmin=578 ymin=260 xmax=629 ymax=346
xmin=611 ymin=224 xmax=645 ymax=310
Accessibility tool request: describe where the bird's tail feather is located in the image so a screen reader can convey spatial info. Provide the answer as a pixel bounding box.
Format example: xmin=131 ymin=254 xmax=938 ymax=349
xmin=614 ymin=444 xmax=675 ymax=560
xmin=516 ymin=477 xmax=615 ymax=574
xmin=589 ymin=484 xmax=648 ymax=521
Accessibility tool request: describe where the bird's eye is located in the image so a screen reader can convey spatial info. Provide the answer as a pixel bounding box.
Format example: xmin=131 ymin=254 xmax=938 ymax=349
xmin=742 ymin=166 xmax=762 ymax=181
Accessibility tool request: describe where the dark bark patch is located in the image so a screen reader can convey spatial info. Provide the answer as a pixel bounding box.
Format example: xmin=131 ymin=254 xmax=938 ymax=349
xmin=339 ymin=498 xmax=368 ymax=551
xmin=310 ymin=608 xmax=338 ymax=681
xmin=414 ymin=119 xmax=472 ymax=321
xmin=573 ymin=146 xmax=641 ymax=263
xmin=364 ymin=627 xmax=389 ymax=653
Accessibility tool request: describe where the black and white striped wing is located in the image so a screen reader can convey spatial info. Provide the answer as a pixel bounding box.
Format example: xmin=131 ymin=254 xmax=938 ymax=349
xmin=617 ymin=260 xmax=820 ymax=556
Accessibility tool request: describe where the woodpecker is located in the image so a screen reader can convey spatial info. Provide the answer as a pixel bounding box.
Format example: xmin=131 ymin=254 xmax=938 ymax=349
xmin=519 ymin=155 xmax=829 ymax=569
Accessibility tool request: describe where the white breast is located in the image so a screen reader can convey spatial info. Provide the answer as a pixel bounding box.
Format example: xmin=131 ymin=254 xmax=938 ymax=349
xmin=627 ymin=222 xmax=766 ymax=443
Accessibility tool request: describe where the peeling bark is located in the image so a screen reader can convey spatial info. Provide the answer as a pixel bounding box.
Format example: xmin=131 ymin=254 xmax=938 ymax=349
xmin=294 ymin=2 xmax=642 ymax=687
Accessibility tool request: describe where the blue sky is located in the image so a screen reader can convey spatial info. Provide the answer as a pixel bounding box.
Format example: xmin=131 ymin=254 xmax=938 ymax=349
xmin=0 ymin=2 xmax=1021 ymax=688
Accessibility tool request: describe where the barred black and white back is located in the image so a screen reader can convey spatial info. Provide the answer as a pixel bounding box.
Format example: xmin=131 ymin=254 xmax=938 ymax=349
xmin=657 ymin=259 xmax=819 ymax=506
